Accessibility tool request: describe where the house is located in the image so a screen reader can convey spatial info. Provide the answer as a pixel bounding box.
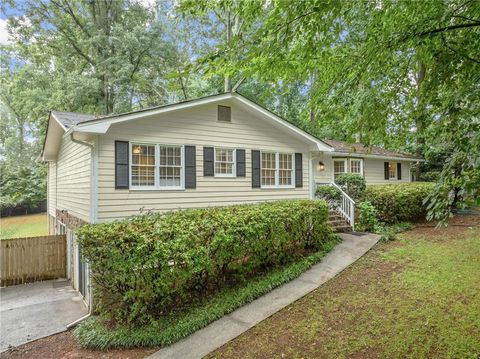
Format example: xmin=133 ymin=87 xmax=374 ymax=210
xmin=40 ymin=92 xmax=422 ymax=305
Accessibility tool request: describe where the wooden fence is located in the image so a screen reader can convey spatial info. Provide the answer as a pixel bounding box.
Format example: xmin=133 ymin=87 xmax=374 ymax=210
xmin=0 ymin=234 xmax=66 ymax=287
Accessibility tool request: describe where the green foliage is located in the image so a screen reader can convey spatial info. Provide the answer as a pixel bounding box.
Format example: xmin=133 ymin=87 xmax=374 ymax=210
xmin=356 ymin=201 xmax=378 ymax=232
xmin=364 ymin=183 xmax=435 ymax=224
xmin=335 ymin=174 xmax=366 ymax=201
xmin=377 ymin=222 xmax=415 ymax=242
xmin=315 ymin=185 xmax=341 ymax=206
xmin=76 ymin=200 xmax=334 ymax=327
xmin=74 ymin=237 xmax=338 ymax=349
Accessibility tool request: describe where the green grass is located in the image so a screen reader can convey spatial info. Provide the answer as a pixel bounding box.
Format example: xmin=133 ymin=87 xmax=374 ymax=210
xmin=74 ymin=238 xmax=340 ymax=349
xmin=0 ymin=213 xmax=48 ymax=239
xmin=209 ymin=223 xmax=480 ymax=359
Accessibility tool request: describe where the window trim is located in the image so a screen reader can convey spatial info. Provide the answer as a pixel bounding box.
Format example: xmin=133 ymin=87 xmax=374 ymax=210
xmin=214 ymin=147 xmax=237 ymax=178
xmin=260 ymin=151 xmax=295 ymax=189
xmin=388 ymin=161 xmax=397 ymax=180
xmin=129 ymin=142 xmax=185 ymax=191
xmin=333 ymin=158 xmax=348 ymax=180
xmin=349 ymin=158 xmax=364 ymax=176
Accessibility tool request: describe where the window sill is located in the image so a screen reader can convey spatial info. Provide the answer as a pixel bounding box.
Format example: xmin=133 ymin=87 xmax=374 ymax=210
xmin=214 ymin=174 xmax=237 ymax=178
xmin=129 ymin=186 xmax=185 ymax=191
xmin=260 ymin=185 xmax=296 ymax=189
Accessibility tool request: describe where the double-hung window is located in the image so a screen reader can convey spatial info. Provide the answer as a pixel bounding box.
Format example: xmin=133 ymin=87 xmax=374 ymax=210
xmin=389 ymin=162 xmax=397 ymax=179
xmin=261 ymin=152 xmax=294 ymax=187
xmin=350 ymin=159 xmax=363 ymax=175
xmin=130 ymin=143 xmax=183 ymax=189
xmin=214 ymin=148 xmax=236 ymax=177
xmin=333 ymin=159 xmax=347 ymax=180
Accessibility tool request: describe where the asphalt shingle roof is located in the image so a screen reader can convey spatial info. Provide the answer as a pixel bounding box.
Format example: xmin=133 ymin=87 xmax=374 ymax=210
xmin=51 ymin=111 xmax=96 ymax=130
xmin=324 ymin=139 xmax=419 ymax=159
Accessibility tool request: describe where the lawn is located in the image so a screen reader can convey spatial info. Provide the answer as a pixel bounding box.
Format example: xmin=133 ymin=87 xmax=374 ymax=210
xmin=0 ymin=213 xmax=48 ymax=239
xmin=209 ymin=214 xmax=480 ymax=359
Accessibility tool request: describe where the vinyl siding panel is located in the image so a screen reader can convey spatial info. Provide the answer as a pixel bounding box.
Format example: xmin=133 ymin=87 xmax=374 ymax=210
xmin=55 ymin=135 xmax=91 ymax=222
xmin=47 ymin=162 xmax=56 ymax=217
xmin=313 ymin=155 xmax=412 ymax=184
xmin=364 ymin=158 xmax=411 ymax=184
xmin=97 ymin=103 xmax=310 ymax=221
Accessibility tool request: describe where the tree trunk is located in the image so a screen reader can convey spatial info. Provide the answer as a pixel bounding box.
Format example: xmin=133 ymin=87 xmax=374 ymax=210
xmin=224 ymin=9 xmax=232 ymax=92
xmin=415 ymin=61 xmax=426 ymax=180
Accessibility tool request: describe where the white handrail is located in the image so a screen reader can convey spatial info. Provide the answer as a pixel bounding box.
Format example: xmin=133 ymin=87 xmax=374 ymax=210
xmin=316 ymin=182 xmax=355 ymax=231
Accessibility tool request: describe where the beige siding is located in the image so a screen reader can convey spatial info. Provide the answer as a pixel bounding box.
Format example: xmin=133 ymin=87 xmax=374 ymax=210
xmin=364 ymin=158 xmax=411 ymax=184
xmin=55 ymin=135 xmax=91 ymax=222
xmin=97 ymin=103 xmax=311 ymax=221
xmin=314 ymin=155 xmax=412 ymax=184
xmin=47 ymin=162 xmax=57 ymax=217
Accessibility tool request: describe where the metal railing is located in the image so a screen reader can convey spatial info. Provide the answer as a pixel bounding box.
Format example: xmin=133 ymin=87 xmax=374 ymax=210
xmin=316 ymin=182 xmax=355 ymax=231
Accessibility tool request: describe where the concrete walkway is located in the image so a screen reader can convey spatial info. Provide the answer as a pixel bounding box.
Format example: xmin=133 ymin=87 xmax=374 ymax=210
xmin=0 ymin=279 xmax=88 ymax=352
xmin=148 ymin=232 xmax=380 ymax=359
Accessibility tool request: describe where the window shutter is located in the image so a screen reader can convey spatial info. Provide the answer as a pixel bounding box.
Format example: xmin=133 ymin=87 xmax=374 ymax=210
xmin=185 ymin=145 xmax=196 ymax=189
xmin=384 ymin=162 xmax=389 ymax=180
xmin=236 ymin=149 xmax=246 ymax=177
xmin=295 ymin=153 xmax=303 ymax=188
xmin=397 ymin=163 xmax=402 ymax=180
xmin=203 ymin=147 xmax=214 ymax=176
xmin=252 ymin=150 xmax=260 ymax=188
xmin=115 ymin=141 xmax=129 ymax=189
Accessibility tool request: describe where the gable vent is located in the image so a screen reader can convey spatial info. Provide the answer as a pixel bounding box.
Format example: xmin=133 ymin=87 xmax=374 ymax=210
xmin=218 ymin=105 xmax=231 ymax=122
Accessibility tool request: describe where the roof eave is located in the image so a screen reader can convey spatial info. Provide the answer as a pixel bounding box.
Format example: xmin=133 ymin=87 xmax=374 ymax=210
xmin=330 ymin=151 xmax=423 ymax=161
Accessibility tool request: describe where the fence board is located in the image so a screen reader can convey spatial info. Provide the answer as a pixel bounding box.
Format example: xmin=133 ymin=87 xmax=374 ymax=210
xmin=0 ymin=235 xmax=66 ymax=287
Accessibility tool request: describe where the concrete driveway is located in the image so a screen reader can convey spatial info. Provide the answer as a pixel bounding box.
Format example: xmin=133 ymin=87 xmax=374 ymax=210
xmin=0 ymin=279 xmax=88 ymax=352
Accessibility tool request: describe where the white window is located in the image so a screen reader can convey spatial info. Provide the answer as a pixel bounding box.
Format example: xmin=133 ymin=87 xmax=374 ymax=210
xmin=131 ymin=144 xmax=156 ymax=187
xmin=350 ymin=159 xmax=363 ymax=175
xmin=389 ymin=162 xmax=397 ymax=179
xmin=261 ymin=152 xmax=294 ymax=188
xmin=130 ymin=143 xmax=183 ymax=189
xmin=214 ymin=148 xmax=236 ymax=177
xmin=333 ymin=159 xmax=347 ymax=180
xmin=159 ymin=146 xmax=182 ymax=187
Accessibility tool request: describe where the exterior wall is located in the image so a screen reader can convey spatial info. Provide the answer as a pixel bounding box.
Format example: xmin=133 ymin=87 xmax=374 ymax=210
xmin=314 ymin=154 xmax=412 ymax=184
xmin=97 ymin=103 xmax=311 ymax=221
xmin=364 ymin=157 xmax=411 ymax=184
xmin=55 ymin=135 xmax=91 ymax=223
xmin=47 ymin=162 xmax=57 ymax=218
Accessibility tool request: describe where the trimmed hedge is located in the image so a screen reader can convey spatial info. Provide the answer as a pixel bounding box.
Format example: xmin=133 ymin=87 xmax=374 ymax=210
xmin=364 ymin=182 xmax=435 ymax=223
xmin=76 ymin=200 xmax=334 ymax=326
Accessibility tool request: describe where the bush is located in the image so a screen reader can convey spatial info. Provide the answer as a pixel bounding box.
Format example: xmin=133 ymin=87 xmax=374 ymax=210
xmin=316 ymin=185 xmax=342 ymax=207
xmin=335 ymin=173 xmax=366 ymax=201
xmin=364 ymin=182 xmax=435 ymax=223
xmin=356 ymin=201 xmax=378 ymax=232
xmin=76 ymin=200 xmax=334 ymax=326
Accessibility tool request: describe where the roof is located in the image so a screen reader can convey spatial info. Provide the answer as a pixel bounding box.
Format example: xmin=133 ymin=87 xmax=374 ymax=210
xmin=324 ymin=139 xmax=421 ymax=160
xmin=51 ymin=111 xmax=96 ymax=130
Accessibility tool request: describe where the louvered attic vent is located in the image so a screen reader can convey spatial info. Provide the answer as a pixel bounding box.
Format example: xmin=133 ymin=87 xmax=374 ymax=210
xmin=217 ymin=105 xmax=231 ymax=122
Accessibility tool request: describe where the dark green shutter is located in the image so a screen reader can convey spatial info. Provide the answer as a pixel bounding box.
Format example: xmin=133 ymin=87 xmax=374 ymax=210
xmin=384 ymin=162 xmax=389 ymax=180
xmin=203 ymin=147 xmax=214 ymax=176
xmin=252 ymin=150 xmax=260 ymax=188
xmin=397 ymin=163 xmax=402 ymax=180
xmin=236 ymin=149 xmax=246 ymax=177
xmin=295 ymin=153 xmax=303 ymax=188
xmin=185 ymin=145 xmax=196 ymax=188
xmin=115 ymin=141 xmax=129 ymax=189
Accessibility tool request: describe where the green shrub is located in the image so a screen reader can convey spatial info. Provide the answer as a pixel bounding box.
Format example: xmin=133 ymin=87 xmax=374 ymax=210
xmin=74 ymin=237 xmax=339 ymax=349
xmin=377 ymin=222 xmax=415 ymax=242
xmin=364 ymin=182 xmax=435 ymax=223
xmin=76 ymin=200 xmax=334 ymax=327
xmin=335 ymin=173 xmax=366 ymax=201
xmin=356 ymin=201 xmax=378 ymax=232
xmin=316 ymin=185 xmax=342 ymax=206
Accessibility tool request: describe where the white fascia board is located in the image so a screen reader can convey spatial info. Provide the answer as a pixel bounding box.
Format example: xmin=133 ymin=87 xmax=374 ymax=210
xmin=233 ymin=94 xmax=333 ymax=152
xmin=330 ymin=151 xmax=424 ymax=162
xmin=50 ymin=112 xmax=68 ymax=131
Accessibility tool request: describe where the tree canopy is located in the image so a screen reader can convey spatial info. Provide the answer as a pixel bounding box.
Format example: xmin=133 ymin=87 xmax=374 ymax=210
xmin=1 ymin=0 xmax=478 ymax=220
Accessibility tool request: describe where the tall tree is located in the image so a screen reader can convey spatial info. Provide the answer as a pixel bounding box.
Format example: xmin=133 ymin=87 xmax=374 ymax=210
xmin=186 ymin=0 xmax=480 ymax=221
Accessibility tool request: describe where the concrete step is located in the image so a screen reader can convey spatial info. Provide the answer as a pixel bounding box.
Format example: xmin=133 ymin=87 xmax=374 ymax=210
xmin=331 ymin=225 xmax=353 ymax=233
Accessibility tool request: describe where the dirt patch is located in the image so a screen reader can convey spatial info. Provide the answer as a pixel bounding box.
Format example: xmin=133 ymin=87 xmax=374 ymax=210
xmin=0 ymin=331 xmax=157 ymax=359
